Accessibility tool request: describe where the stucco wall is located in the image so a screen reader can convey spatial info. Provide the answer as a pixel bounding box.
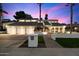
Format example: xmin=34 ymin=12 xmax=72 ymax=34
xmin=51 ymin=33 xmax=79 ymax=40
xmin=46 ymin=26 xmax=66 ymax=33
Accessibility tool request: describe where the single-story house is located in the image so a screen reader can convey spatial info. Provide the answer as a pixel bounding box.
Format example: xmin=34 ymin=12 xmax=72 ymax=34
xmin=6 ymin=22 xmax=43 ymax=35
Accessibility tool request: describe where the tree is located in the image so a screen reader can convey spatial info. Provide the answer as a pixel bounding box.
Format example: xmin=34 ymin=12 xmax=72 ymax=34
xmin=0 ymin=4 xmax=8 ymax=19
xmin=0 ymin=3 xmax=8 ymax=30
xmin=0 ymin=9 xmax=8 ymax=15
xmin=45 ymin=14 xmax=48 ymax=20
xmin=13 ymin=11 xmax=33 ymax=21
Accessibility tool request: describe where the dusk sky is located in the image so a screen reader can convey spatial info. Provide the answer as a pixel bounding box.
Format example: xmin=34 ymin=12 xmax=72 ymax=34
xmin=2 ymin=3 xmax=79 ymax=24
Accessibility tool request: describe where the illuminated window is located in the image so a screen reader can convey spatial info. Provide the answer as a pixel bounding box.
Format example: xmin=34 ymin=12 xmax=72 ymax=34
xmin=31 ymin=20 xmax=37 ymax=22
xmin=19 ymin=20 xmax=25 ymax=22
xmin=26 ymin=20 xmax=31 ymax=22
xmin=74 ymin=27 xmax=77 ymax=30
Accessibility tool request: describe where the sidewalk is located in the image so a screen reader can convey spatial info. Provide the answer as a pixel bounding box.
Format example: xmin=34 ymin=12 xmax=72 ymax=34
xmin=43 ymin=34 xmax=62 ymax=48
xmin=1 ymin=48 xmax=79 ymax=56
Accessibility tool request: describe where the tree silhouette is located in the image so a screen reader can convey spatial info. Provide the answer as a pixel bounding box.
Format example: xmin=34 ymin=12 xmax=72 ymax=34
xmin=0 ymin=3 xmax=8 ymax=30
xmin=45 ymin=14 xmax=48 ymax=20
xmin=13 ymin=11 xmax=33 ymax=21
xmin=0 ymin=9 xmax=8 ymax=15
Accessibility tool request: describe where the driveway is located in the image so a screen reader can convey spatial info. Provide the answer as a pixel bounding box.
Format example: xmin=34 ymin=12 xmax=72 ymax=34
xmin=0 ymin=34 xmax=27 ymax=48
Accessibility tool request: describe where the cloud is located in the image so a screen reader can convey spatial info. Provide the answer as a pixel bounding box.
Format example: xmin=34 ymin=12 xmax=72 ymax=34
xmin=45 ymin=4 xmax=65 ymax=14
xmin=40 ymin=4 xmax=66 ymax=18
xmin=58 ymin=16 xmax=70 ymax=24
xmin=49 ymin=15 xmax=70 ymax=24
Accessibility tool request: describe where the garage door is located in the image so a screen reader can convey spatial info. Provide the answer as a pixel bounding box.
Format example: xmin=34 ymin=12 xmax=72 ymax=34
xmin=16 ymin=26 xmax=25 ymax=35
xmin=25 ymin=26 xmax=34 ymax=35
xmin=7 ymin=26 xmax=16 ymax=34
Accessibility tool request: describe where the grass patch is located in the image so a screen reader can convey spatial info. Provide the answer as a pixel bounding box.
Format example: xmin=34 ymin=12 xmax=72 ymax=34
xmin=38 ymin=35 xmax=46 ymax=48
xmin=38 ymin=35 xmax=44 ymax=43
xmin=20 ymin=35 xmax=46 ymax=48
xmin=56 ymin=38 xmax=79 ymax=48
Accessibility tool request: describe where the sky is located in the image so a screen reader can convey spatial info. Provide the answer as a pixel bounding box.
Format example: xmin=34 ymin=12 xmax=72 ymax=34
xmin=1 ymin=3 xmax=79 ymax=24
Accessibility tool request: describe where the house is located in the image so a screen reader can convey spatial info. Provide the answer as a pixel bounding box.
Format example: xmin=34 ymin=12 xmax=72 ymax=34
xmin=6 ymin=21 xmax=43 ymax=35
xmin=6 ymin=19 xmax=66 ymax=35
xmin=65 ymin=23 xmax=79 ymax=33
xmin=48 ymin=19 xmax=58 ymax=23
xmin=43 ymin=19 xmax=66 ymax=34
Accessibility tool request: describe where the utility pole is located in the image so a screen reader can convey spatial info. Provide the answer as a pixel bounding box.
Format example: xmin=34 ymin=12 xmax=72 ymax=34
xmin=70 ymin=4 xmax=73 ymax=34
xmin=0 ymin=3 xmax=3 ymax=27
xmin=38 ymin=3 xmax=42 ymax=22
xmin=45 ymin=14 xmax=48 ymax=20
xmin=66 ymin=3 xmax=75 ymax=34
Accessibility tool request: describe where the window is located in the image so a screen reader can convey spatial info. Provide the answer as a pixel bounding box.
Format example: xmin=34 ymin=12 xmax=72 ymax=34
xmin=51 ymin=28 xmax=54 ymax=33
xmin=31 ymin=36 xmax=34 ymax=40
xmin=55 ymin=28 xmax=58 ymax=33
xmin=60 ymin=28 xmax=62 ymax=32
xmin=56 ymin=28 xmax=58 ymax=30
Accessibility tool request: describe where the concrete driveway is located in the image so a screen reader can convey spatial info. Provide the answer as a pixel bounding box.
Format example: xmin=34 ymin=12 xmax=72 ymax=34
xmin=0 ymin=34 xmax=27 ymax=48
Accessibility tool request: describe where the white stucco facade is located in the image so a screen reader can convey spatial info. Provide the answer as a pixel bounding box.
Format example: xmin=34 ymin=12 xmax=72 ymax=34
xmin=51 ymin=33 xmax=79 ymax=40
xmin=45 ymin=25 xmax=66 ymax=34
xmin=51 ymin=26 xmax=66 ymax=33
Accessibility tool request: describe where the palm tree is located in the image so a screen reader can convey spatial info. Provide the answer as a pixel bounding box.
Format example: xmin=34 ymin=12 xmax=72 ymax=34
xmin=66 ymin=3 xmax=75 ymax=34
xmin=0 ymin=3 xmax=8 ymax=27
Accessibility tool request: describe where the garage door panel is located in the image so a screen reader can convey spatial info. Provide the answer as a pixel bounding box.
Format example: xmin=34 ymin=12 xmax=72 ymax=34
xmin=16 ymin=26 xmax=25 ymax=35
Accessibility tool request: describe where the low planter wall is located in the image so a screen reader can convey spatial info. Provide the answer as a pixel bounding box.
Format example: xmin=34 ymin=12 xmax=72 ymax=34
xmin=51 ymin=33 xmax=79 ymax=40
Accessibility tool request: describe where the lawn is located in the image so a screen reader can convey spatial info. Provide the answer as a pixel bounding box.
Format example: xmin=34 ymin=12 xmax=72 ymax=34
xmin=56 ymin=38 xmax=79 ymax=48
xmin=38 ymin=35 xmax=46 ymax=48
xmin=38 ymin=35 xmax=44 ymax=43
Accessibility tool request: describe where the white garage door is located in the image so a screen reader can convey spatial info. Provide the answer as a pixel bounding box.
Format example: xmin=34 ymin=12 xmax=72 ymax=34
xmin=16 ymin=26 xmax=25 ymax=35
xmin=25 ymin=26 xmax=34 ymax=35
xmin=7 ymin=26 xmax=16 ymax=34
